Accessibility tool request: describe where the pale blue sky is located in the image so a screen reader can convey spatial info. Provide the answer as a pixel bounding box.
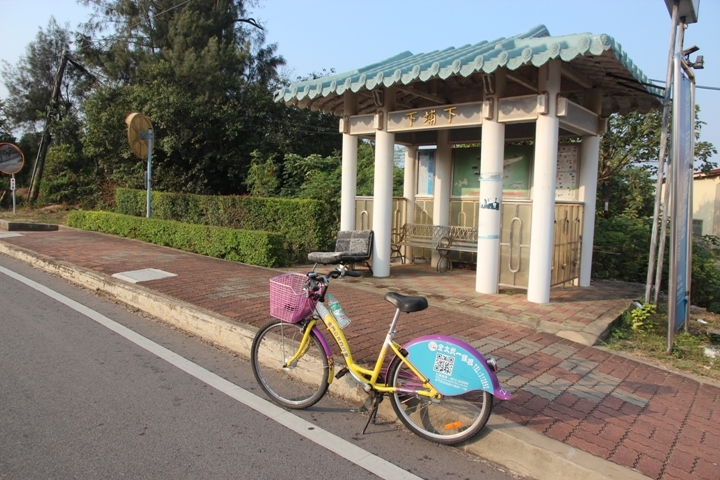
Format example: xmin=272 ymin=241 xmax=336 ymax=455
xmin=2 ymin=0 xmax=718 ymax=154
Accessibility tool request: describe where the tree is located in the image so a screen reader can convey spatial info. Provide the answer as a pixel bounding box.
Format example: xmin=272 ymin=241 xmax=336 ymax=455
xmin=1 ymin=18 xmax=91 ymax=132
xmin=77 ymin=0 xmax=340 ymax=197
xmin=0 ymin=100 xmax=14 ymax=143
xmin=599 ymin=107 xmax=716 ymax=218
xmin=244 ymin=140 xmax=403 ymax=225
xmin=1 ymin=18 xmax=97 ymax=202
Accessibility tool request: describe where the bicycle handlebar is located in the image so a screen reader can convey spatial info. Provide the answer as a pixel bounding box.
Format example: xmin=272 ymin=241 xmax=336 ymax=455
xmin=305 ymin=266 xmax=360 ymax=302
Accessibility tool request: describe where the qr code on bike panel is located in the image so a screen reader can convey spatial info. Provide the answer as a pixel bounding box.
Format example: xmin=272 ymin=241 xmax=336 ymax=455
xmin=434 ymin=352 xmax=455 ymax=375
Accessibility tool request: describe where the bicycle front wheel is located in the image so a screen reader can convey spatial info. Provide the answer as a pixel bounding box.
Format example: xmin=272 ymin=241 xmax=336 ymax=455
xmin=387 ymin=356 xmax=493 ymax=445
xmin=251 ymin=319 xmax=329 ymax=409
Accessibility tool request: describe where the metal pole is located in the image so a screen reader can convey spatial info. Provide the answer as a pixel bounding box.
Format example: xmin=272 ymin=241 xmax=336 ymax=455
xmin=686 ymin=74 xmax=696 ymax=332
xmin=654 ymin=15 xmax=687 ymax=306
xmin=645 ymin=0 xmax=679 ymax=303
xmin=11 ymin=174 xmax=16 ymax=214
xmin=146 ymin=129 xmax=153 ymax=218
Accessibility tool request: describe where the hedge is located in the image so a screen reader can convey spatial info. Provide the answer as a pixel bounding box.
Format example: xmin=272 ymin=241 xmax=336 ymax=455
xmin=115 ymin=188 xmax=335 ymax=262
xmin=67 ymin=210 xmax=287 ymax=267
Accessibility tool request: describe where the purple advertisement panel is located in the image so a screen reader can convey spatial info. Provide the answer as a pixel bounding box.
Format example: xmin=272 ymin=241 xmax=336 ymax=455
xmin=404 ymin=335 xmax=511 ymax=400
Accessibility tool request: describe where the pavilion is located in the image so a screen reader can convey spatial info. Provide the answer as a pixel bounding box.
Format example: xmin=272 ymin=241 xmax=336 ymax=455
xmin=274 ymin=25 xmax=661 ymax=303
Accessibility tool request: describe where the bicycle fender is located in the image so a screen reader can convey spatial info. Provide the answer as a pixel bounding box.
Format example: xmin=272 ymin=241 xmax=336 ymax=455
xmin=311 ymin=325 xmax=335 ymax=382
xmin=403 ymin=335 xmax=511 ymax=400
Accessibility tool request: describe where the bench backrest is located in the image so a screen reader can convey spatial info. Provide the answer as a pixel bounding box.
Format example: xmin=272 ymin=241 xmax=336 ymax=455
xmin=402 ymin=224 xmax=450 ymax=240
xmin=335 ymin=230 xmax=373 ymax=258
xmin=446 ymin=226 xmax=478 ymax=243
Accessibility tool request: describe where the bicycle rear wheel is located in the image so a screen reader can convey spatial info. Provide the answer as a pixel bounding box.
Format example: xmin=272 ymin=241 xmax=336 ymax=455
xmin=251 ymin=319 xmax=329 ymax=409
xmin=387 ymin=356 xmax=493 ymax=445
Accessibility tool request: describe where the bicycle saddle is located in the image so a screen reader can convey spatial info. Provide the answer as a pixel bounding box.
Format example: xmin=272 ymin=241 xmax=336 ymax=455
xmin=384 ymin=292 xmax=428 ymax=313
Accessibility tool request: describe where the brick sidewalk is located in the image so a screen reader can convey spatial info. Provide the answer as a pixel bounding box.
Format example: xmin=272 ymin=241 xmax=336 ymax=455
xmin=1 ymin=228 xmax=718 ymax=480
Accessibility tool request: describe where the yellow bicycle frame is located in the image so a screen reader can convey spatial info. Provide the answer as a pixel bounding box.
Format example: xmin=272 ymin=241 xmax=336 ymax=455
xmin=287 ymin=300 xmax=440 ymax=398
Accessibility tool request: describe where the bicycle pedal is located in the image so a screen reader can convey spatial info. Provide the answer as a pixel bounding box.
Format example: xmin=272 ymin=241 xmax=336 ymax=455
xmin=335 ymin=367 xmax=349 ymax=379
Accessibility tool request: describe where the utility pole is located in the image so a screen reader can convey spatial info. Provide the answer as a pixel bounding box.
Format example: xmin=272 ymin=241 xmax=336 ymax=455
xmin=27 ymin=50 xmax=95 ymax=203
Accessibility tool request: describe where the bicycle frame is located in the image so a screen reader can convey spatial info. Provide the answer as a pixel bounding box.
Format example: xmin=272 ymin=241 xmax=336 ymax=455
xmin=287 ymin=300 xmax=441 ymax=399
xmin=280 ymin=269 xmax=510 ymax=403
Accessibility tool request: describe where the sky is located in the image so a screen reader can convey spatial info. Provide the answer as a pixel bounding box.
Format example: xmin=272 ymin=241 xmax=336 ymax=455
xmin=1 ymin=0 xmax=718 ymax=155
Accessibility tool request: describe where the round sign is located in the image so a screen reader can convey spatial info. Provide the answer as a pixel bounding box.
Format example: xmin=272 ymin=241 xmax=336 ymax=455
xmin=125 ymin=113 xmax=153 ymax=159
xmin=0 ymin=143 xmax=24 ymax=175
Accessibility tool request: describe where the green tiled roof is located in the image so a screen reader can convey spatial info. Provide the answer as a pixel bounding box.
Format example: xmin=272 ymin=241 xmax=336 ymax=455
xmin=274 ymin=24 xmax=660 ymax=116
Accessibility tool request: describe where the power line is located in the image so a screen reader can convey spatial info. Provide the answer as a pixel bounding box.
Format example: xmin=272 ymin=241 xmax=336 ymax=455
xmin=649 ymin=78 xmax=720 ymax=91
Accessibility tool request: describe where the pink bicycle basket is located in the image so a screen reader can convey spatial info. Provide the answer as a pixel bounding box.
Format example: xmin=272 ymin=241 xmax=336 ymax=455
xmin=269 ymin=273 xmax=316 ymax=323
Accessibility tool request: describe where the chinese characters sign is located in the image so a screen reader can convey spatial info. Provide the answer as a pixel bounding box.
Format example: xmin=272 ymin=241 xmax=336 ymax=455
xmin=387 ymin=102 xmax=483 ymax=133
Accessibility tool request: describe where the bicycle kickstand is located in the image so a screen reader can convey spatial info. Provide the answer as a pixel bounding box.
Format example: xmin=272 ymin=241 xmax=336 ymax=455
xmin=361 ymin=392 xmax=385 ymax=435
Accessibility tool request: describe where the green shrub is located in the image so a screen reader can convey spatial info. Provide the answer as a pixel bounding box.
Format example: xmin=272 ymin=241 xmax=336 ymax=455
xmin=40 ymin=145 xmax=99 ymax=207
xmin=68 ymin=210 xmax=287 ymax=267
xmin=628 ymin=302 xmax=656 ymax=331
xmin=592 ymin=215 xmax=652 ymax=283
xmin=690 ymin=237 xmax=720 ymax=313
xmin=115 ymin=188 xmax=334 ymax=263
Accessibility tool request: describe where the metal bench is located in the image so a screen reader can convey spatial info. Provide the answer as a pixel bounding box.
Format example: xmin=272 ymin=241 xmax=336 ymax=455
xmin=308 ymin=230 xmax=374 ymax=274
xmin=393 ymin=224 xmax=449 ymax=264
xmin=393 ymin=224 xmax=478 ymax=272
xmin=436 ymin=226 xmax=479 ymax=272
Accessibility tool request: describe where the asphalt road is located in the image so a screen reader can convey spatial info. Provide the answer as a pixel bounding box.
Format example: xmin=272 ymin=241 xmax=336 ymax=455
xmin=0 ymin=254 xmax=528 ymax=480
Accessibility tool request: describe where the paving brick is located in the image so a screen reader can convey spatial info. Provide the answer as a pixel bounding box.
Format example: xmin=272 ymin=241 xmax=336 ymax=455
xmin=602 ymin=394 xmax=625 ymax=411
xmin=701 ymin=430 xmax=720 ymax=449
xmin=610 ymin=445 xmax=640 ymax=469
xmin=573 ymin=427 xmax=618 ymax=453
xmin=554 ymin=392 xmax=581 ymax=408
xmin=692 ymin=458 xmax=719 ymax=480
xmin=524 ymin=384 xmax=562 ymax=401
xmin=574 ymin=397 xmax=598 ymax=414
xmin=546 ymin=366 xmax=582 ymax=383
xmin=610 ymin=388 xmax=648 ymax=408
xmin=543 ymin=420 xmax=575 ymax=440
xmin=566 ymin=435 xmax=612 ymax=458
xmin=633 ymin=419 xmax=657 ymax=438
xmin=667 ymin=448 xmax=699 ymax=472
xmin=662 ymin=464 xmax=694 ymax=480
xmin=635 ymin=454 xmax=665 ymax=480
xmin=599 ymin=423 xmax=628 ymax=444
xmin=625 ymin=434 xmax=671 ymax=461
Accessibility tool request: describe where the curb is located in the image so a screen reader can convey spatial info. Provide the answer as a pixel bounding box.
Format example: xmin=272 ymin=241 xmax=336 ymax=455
xmin=0 ymin=241 xmax=650 ymax=480
xmin=0 ymin=220 xmax=59 ymax=231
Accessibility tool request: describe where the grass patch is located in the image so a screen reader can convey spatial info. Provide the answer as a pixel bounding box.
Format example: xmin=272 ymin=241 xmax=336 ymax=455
xmin=602 ymin=302 xmax=720 ymax=381
xmin=0 ymin=204 xmax=70 ymax=225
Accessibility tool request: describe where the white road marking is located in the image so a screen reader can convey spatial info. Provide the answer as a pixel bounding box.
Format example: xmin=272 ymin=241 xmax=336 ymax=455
xmin=0 ymin=265 xmax=420 ymax=480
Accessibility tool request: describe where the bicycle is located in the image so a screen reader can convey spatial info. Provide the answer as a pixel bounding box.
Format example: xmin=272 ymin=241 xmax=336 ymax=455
xmin=250 ymin=263 xmax=512 ymax=445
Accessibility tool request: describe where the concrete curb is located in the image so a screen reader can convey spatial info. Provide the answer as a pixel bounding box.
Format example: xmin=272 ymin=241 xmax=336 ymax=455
xmin=0 ymin=241 xmax=650 ymax=480
xmin=0 ymin=220 xmax=59 ymax=231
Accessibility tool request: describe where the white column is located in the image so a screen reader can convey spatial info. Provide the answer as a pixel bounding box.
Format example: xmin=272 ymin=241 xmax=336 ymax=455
xmin=403 ymin=145 xmax=418 ymax=224
xmin=340 ymin=92 xmax=358 ymax=231
xmin=577 ymin=88 xmax=603 ymax=287
xmin=371 ymin=89 xmax=395 ymax=277
xmin=432 ymin=130 xmax=452 ymax=267
xmin=578 ymin=136 xmax=600 ymax=286
xmin=476 ymin=70 xmax=506 ymax=294
xmin=527 ymin=60 xmax=561 ymax=304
